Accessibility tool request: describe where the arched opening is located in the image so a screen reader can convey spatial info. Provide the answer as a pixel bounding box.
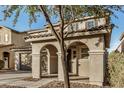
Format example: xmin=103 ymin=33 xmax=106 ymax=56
xmin=3 ymin=52 xmax=10 ymax=69
xmin=67 ymin=42 xmax=89 ymax=77
xmin=40 ymin=44 xmax=58 ymax=76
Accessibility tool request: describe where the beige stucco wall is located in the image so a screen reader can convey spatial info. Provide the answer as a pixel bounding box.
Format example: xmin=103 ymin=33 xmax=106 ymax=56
xmin=78 ymin=59 xmax=89 ymax=77
xmin=11 ymin=32 xmax=30 ymax=47
xmin=30 ymin=34 xmax=105 ymax=86
xmin=25 ymin=17 xmax=110 ymax=86
xmin=0 ymin=26 xmax=30 ymax=70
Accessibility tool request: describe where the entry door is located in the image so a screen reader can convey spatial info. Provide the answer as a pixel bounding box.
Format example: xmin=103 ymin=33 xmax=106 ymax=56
xmin=71 ymin=48 xmax=78 ymax=74
xmin=4 ymin=57 xmax=9 ymax=69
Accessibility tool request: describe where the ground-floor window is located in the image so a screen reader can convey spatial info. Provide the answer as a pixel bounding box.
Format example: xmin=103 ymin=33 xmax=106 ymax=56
xmin=80 ymin=47 xmax=89 ymax=59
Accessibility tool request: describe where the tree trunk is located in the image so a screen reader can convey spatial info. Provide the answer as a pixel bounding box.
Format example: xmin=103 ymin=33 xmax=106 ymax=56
xmin=38 ymin=5 xmax=70 ymax=88
xmin=59 ymin=40 xmax=70 ymax=88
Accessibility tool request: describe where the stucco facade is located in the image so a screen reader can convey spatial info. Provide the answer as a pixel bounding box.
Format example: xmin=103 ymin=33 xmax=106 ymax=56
xmin=24 ymin=16 xmax=112 ymax=86
xmin=0 ymin=26 xmax=30 ymax=70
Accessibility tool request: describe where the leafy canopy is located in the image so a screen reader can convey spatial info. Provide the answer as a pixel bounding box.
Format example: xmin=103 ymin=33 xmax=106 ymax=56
xmin=2 ymin=5 xmax=124 ymax=27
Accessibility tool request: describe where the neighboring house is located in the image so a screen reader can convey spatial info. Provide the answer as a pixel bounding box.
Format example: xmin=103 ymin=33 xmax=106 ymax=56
xmin=24 ymin=16 xmax=112 ymax=86
xmin=115 ymin=32 xmax=124 ymax=53
xmin=0 ymin=26 xmax=31 ymax=70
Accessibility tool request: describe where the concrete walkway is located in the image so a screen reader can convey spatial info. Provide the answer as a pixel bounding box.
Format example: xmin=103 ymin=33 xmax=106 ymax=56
xmin=0 ymin=71 xmax=57 ymax=88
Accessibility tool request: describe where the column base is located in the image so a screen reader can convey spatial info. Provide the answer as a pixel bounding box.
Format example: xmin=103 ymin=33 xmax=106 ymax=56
xmin=58 ymin=75 xmax=64 ymax=81
xmin=32 ymin=73 xmax=41 ymax=79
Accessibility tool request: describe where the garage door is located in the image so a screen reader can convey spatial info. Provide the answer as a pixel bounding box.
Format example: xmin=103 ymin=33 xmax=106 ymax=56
xmin=20 ymin=53 xmax=31 ymax=71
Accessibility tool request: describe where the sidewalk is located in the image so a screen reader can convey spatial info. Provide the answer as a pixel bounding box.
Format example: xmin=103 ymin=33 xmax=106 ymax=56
xmin=0 ymin=70 xmax=57 ymax=88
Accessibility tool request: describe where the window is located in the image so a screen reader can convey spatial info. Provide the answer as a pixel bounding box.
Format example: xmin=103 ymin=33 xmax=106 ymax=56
xmin=86 ymin=20 xmax=95 ymax=29
xmin=72 ymin=50 xmax=76 ymax=58
xmin=5 ymin=34 xmax=8 ymax=42
xmin=68 ymin=23 xmax=79 ymax=31
xmin=76 ymin=22 xmax=79 ymax=30
xmin=80 ymin=48 xmax=89 ymax=59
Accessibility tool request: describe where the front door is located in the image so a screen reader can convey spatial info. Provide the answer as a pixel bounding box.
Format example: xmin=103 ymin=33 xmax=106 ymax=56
xmin=71 ymin=48 xmax=78 ymax=74
xmin=67 ymin=49 xmax=72 ymax=72
xmin=3 ymin=52 xmax=9 ymax=69
xmin=4 ymin=57 xmax=9 ymax=69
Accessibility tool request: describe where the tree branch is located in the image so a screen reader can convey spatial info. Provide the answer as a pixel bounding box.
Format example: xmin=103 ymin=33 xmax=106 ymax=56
xmin=38 ymin=5 xmax=61 ymax=42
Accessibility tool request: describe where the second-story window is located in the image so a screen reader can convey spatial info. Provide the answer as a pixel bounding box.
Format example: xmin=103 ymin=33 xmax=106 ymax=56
xmin=5 ymin=34 xmax=8 ymax=42
xmin=86 ymin=20 xmax=95 ymax=30
xmin=68 ymin=22 xmax=79 ymax=31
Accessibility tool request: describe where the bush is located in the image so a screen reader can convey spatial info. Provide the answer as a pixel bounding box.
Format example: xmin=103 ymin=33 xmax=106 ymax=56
xmin=108 ymin=52 xmax=124 ymax=87
xmin=0 ymin=60 xmax=4 ymax=70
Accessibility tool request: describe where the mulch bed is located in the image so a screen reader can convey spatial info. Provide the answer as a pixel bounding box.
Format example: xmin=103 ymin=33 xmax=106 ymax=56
xmin=0 ymin=84 xmax=25 ymax=88
xmin=40 ymin=81 xmax=103 ymax=88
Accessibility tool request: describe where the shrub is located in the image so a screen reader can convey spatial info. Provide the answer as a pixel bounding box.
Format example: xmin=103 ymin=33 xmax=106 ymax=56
xmin=0 ymin=60 xmax=4 ymax=70
xmin=108 ymin=52 xmax=124 ymax=87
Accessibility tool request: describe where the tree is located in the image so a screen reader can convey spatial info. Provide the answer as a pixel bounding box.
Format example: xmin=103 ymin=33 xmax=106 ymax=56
xmin=2 ymin=5 xmax=124 ymax=87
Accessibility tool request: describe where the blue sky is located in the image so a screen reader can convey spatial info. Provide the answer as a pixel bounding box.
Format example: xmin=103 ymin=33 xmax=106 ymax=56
xmin=0 ymin=6 xmax=124 ymax=52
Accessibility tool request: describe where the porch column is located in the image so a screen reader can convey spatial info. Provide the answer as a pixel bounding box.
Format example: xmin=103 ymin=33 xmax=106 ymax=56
xmin=32 ymin=53 xmax=41 ymax=78
xmin=88 ymin=50 xmax=105 ymax=86
xmin=47 ymin=53 xmax=50 ymax=75
xmin=15 ymin=52 xmax=20 ymax=71
xmin=57 ymin=52 xmax=64 ymax=81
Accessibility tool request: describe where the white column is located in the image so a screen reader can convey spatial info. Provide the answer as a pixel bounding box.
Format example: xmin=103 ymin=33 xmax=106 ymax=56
xmin=89 ymin=50 xmax=105 ymax=86
xmin=32 ymin=53 xmax=41 ymax=78
xmin=47 ymin=52 xmax=50 ymax=75
xmin=15 ymin=52 xmax=20 ymax=71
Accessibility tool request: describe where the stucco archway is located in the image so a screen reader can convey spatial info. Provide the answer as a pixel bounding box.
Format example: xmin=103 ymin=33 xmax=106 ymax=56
xmin=40 ymin=44 xmax=58 ymax=76
xmin=67 ymin=41 xmax=89 ymax=77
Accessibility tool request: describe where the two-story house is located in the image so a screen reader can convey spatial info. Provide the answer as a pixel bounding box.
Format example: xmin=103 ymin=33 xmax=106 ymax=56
xmin=0 ymin=15 xmax=112 ymax=86
xmin=24 ymin=15 xmax=112 ymax=86
xmin=0 ymin=26 xmax=31 ymax=70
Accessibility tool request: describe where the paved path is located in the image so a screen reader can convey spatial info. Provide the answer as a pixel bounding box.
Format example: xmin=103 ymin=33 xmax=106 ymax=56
xmin=0 ymin=71 xmax=57 ymax=88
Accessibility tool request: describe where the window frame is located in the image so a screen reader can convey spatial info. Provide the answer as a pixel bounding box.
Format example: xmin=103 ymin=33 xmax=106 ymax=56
xmin=80 ymin=47 xmax=89 ymax=59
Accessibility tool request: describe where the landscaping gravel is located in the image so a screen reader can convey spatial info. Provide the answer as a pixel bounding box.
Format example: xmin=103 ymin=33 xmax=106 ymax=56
xmin=40 ymin=81 xmax=102 ymax=88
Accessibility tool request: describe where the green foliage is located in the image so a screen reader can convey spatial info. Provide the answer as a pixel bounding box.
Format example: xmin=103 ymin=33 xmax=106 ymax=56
xmin=2 ymin=5 xmax=124 ymax=27
xmin=0 ymin=60 xmax=4 ymax=70
xmin=108 ymin=52 xmax=124 ymax=87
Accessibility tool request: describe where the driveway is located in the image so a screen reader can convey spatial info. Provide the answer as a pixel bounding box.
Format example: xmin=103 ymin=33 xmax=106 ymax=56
xmin=0 ymin=71 xmax=31 ymax=80
xmin=0 ymin=70 xmax=57 ymax=88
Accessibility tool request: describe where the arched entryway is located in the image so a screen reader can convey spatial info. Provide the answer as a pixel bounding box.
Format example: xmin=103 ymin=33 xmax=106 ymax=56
xmin=3 ymin=52 xmax=10 ymax=69
xmin=40 ymin=44 xmax=58 ymax=76
xmin=67 ymin=42 xmax=89 ymax=77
